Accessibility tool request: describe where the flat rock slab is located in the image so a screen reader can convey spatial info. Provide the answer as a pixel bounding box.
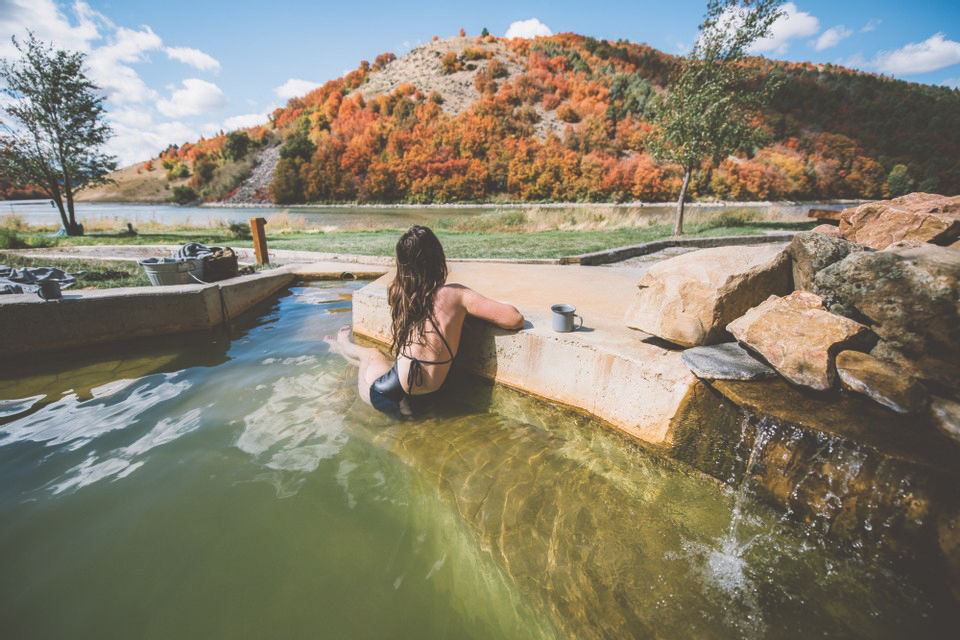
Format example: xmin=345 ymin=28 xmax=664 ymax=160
xmin=680 ymin=342 xmax=776 ymax=380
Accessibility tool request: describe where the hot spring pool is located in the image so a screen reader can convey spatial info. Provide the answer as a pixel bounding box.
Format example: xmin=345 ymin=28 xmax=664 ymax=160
xmin=0 ymin=281 xmax=953 ymax=639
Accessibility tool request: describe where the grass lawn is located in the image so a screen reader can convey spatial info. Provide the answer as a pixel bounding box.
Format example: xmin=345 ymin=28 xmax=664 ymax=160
xmin=0 ymin=253 xmax=151 ymax=289
xmin=25 ymin=220 xmax=814 ymax=259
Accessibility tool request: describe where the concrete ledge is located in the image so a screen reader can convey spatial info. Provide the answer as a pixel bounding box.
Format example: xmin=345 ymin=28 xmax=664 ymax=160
xmin=0 ymin=270 xmax=296 ymax=357
xmin=287 ymin=262 xmax=389 ymax=281
xmin=220 ymin=268 xmax=295 ymax=318
xmin=561 ymin=232 xmax=799 ymax=265
xmin=352 ymin=264 xmax=696 ymax=444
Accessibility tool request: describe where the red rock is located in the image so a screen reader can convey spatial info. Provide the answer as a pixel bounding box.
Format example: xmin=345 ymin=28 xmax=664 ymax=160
xmin=726 ymin=292 xmax=871 ymax=391
xmin=839 ymin=192 xmax=960 ymax=250
xmin=624 ymin=244 xmax=791 ymax=347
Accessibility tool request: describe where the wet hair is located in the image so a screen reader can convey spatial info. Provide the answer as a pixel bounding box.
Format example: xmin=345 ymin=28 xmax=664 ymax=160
xmin=388 ymin=225 xmax=448 ymax=356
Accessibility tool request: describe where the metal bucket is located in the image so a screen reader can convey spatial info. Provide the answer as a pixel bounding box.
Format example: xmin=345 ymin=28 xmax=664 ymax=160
xmin=138 ymin=258 xmax=204 ymax=286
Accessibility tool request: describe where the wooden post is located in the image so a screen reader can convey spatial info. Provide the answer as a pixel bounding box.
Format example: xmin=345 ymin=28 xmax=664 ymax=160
xmin=250 ymin=217 xmax=268 ymax=265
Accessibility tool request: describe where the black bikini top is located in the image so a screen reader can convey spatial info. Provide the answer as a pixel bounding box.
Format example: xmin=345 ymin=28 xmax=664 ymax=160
xmin=400 ymin=315 xmax=455 ymax=391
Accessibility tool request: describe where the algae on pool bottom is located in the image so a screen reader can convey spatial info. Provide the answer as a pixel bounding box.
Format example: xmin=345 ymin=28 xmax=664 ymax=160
xmin=0 ymin=282 xmax=953 ymax=639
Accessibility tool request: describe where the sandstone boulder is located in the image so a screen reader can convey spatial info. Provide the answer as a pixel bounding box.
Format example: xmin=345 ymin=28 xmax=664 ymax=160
xmin=812 ymin=224 xmax=841 ymax=238
xmin=624 ymin=244 xmax=790 ymax=347
xmin=835 ymin=350 xmax=927 ymax=414
xmin=814 ymin=243 xmax=960 ymax=389
xmin=726 ymin=292 xmax=871 ymax=391
xmin=787 ymin=231 xmax=867 ymax=292
xmin=839 ymin=192 xmax=960 ymax=250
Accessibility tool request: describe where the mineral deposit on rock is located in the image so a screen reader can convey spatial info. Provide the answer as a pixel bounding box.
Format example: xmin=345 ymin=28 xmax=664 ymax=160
xmin=624 ymin=244 xmax=791 ymax=348
xmin=787 ymin=231 xmax=866 ymax=292
xmin=839 ymin=192 xmax=960 ymax=250
xmin=726 ymin=291 xmax=871 ymax=391
xmin=835 ymin=350 xmax=927 ymax=414
xmin=814 ymin=243 xmax=960 ymax=388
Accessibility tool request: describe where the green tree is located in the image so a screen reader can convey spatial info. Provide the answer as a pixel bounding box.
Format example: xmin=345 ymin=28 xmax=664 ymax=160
xmin=650 ymin=0 xmax=783 ymax=235
xmin=0 ymin=33 xmax=116 ymax=235
xmin=224 ymin=130 xmax=250 ymax=161
xmin=886 ymin=163 xmax=914 ymax=196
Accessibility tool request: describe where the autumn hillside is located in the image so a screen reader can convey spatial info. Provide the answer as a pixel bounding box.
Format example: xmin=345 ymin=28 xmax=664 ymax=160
xmin=82 ymin=33 xmax=960 ymax=205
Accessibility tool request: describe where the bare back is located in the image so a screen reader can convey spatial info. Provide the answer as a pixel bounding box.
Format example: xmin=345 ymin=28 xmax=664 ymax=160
xmin=395 ymin=283 xmax=524 ymax=395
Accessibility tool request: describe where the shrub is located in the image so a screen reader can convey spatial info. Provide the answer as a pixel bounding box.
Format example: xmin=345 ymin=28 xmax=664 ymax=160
xmin=557 ymin=103 xmax=580 ymax=123
xmin=481 ymin=27 xmax=489 ymax=37
xmin=192 ymin=156 xmax=217 ymax=186
xmin=488 ymin=59 xmax=508 ymax=78
xmin=461 ymin=48 xmax=490 ymax=61
xmin=171 ymin=186 xmax=198 ymax=204
xmin=428 ymin=90 xmax=444 ymax=105
xmin=441 ymin=51 xmax=460 ymax=74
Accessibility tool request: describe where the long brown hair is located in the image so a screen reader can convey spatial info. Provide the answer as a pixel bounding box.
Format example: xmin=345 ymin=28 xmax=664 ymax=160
xmin=388 ymin=225 xmax=448 ymax=356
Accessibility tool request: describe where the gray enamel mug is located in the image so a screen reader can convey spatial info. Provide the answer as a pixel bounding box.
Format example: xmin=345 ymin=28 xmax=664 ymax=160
xmin=551 ymin=304 xmax=583 ymax=332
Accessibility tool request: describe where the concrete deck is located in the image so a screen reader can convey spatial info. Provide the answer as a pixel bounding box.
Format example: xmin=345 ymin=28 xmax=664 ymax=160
xmin=352 ymin=263 xmax=696 ymax=444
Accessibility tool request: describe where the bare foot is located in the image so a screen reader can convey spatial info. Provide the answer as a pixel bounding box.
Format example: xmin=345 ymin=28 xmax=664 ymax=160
xmin=324 ymin=326 xmax=360 ymax=364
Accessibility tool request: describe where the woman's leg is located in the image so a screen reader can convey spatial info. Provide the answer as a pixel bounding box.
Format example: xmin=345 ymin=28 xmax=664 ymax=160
xmin=325 ymin=326 xmax=393 ymax=405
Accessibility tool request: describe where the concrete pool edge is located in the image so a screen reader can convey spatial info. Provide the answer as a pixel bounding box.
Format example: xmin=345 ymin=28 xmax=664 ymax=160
xmin=0 ymin=268 xmax=298 ymax=357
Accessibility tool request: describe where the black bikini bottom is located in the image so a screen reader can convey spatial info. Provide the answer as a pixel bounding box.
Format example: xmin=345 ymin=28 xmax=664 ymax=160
xmin=369 ymin=362 xmax=442 ymax=417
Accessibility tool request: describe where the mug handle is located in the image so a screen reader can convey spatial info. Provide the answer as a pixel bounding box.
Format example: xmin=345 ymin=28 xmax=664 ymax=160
xmin=574 ymin=314 xmax=583 ymax=331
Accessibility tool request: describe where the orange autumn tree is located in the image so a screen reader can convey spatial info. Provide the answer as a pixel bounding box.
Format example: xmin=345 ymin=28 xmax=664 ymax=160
xmin=150 ymin=33 xmax=959 ymax=206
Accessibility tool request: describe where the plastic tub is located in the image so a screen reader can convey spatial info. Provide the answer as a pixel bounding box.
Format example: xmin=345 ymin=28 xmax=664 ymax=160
xmin=138 ymin=258 xmax=204 ymax=286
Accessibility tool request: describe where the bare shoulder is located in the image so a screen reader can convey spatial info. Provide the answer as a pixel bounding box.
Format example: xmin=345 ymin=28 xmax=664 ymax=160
xmin=438 ymin=283 xmax=468 ymax=301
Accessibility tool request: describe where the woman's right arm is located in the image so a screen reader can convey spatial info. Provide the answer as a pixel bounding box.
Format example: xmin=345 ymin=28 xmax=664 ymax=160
xmin=456 ymin=285 xmax=524 ymax=330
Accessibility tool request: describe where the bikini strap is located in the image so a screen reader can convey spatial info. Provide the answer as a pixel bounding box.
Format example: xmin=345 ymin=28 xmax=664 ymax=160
xmin=403 ymin=315 xmax=455 ymax=390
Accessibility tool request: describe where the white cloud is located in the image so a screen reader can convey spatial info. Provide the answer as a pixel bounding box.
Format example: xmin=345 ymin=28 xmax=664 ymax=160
xmin=873 ymin=33 xmax=960 ymax=75
xmin=157 ymin=78 xmax=226 ymax=117
xmin=861 ymin=19 xmax=881 ymax=33
xmin=273 ymin=78 xmax=321 ymax=100
xmin=85 ymin=25 xmax=164 ymax=104
xmin=0 ymin=0 xmax=101 ymax=58
xmin=504 ymin=18 xmax=553 ymax=40
xmin=165 ymin=46 xmax=220 ymax=72
xmin=223 ymin=112 xmax=268 ymax=130
xmin=813 ymin=25 xmax=852 ymax=51
xmin=106 ymin=117 xmax=199 ymax=165
xmin=749 ymin=2 xmax=820 ymax=54
xmin=841 ymin=52 xmax=867 ymax=69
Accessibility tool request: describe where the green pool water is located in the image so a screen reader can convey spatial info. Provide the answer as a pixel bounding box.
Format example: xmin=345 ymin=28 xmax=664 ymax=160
xmin=0 ymin=282 xmax=953 ymax=639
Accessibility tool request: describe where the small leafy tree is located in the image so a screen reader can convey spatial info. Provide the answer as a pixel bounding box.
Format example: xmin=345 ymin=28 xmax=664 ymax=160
xmin=224 ymin=130 xmax=250 ymax=161
xmin=886 ymin=163 xmax=914 ymax=197
xmin=0 ymin=33 xmax=116 ymax=235
xmin=651 ymin=0 xmax=783 ymax=235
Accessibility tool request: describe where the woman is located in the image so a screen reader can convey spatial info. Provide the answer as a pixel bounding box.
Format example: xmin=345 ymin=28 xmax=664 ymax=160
xmin=327 ymin=225 xmax=524 ymax=416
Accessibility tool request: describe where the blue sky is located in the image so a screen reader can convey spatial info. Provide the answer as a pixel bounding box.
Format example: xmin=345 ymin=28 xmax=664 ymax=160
xmin=2 ymin=0 xmax=958 ymax=165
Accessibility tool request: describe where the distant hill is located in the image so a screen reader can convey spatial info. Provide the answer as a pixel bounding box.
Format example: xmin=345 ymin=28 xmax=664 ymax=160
xmin=84 ymin=33 xmax=960 ymax=205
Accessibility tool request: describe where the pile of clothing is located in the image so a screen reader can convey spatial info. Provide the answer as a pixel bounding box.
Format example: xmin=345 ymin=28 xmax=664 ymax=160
xmin=0 ymin=265 xmax=77 ymax=295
